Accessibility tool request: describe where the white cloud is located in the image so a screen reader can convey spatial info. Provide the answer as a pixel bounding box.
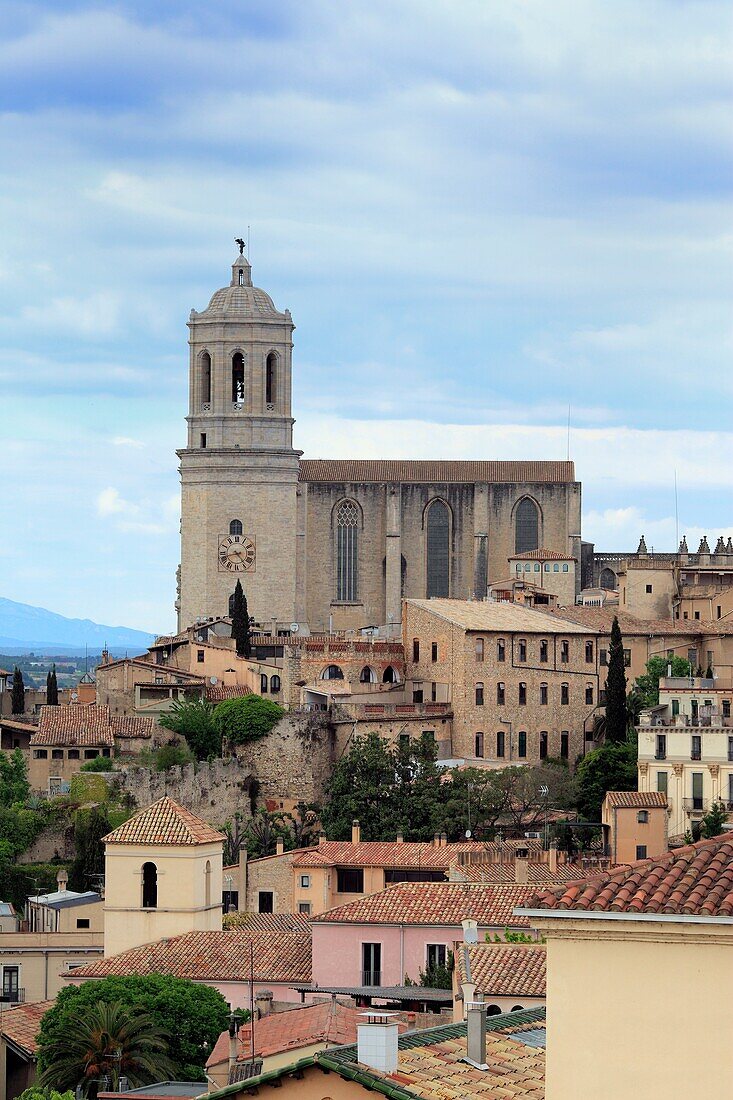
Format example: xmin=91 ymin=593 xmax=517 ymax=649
xmin=96 ymin=487 xmax=138 ymax=517
xmin=112 ymin=436 xmax=145 ymax=449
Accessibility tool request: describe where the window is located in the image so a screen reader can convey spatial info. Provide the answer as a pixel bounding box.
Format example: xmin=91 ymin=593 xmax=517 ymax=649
xmin=560 ymin=732 xmax=569 ymax=760
xmin=535 ymin=562 xmax=540 ymax=572
xmin=229 ymin=519 xmax=243 ymax=535
xmin=34 ymin=749 xmax=47 ymax=759
xmin=238 ymin=267 xmax=245 ymax=285
xmin=518 ymin=640 xmax=527 ymax=662
xmin=600 ymin=568 xmax=616 ymax=590
xmin=260 ymin=673 xmax=269 ymax=694
xmin=142 ymin=862 xmax=158 ymax=909
xmin=475 ymin=638 xmax=484 ymax=662
xmin=518 ymin=731 xmax=527 ymax=758
xmin=657 ymin=771 xmax=668 ymax=795
xmin=497 ymin=682 xmax=505 ymax=705
xmin=694 ymin=611 xmax=700 ymax=621
xmin=84 ymin=749 xmax=98 ymax=760
xmin=539 ymin=640 xmax=548 ymax=663
xmin=426 ymin=944 xmax=447 ymax=970
xmin=724 ymin=701 xmax=731 ymax=719
xmin=728 ymin=736 xmax=733 ymax=763
xmin=431 ymin=642 xmax=438 ymax=662
xmin=200 ymin=432 xmax=207 ymax=449
xmin=645 ymin=584 xmax=653 ymax=594
xmin=431 ymin=682 xmax=437 ymax=702
xmin=270 ymin=675 xmax=281 ymax=693
xmin=412 ymin=638 xmax=420 ymax=662
xmin=362 ymin=942 xmax=381 ymax=985
xmin=232 ymin=352 xmax=245 ymax=402
xmin=655 ymin=734 xmax=667 ymax=761
xmin=553 ymin=563 xmax=560 ymax=572
xmin=562 ymin=563 xmax=569 ymax=572
xmin=539 ymin=683 xmax=548 ymax=705
xmin=197 ymin=649 xmax=205 ymax=663
xmin=258 ymin=891 xmax=274 ymax=913
xmin=383 ymin=666 xmax=398 ymax=684
xmin=600 ymin=649 xmax=608 ymax=667
xmin=298 ymin=902 xmax=312 ymax=915
xmin=322 ymin=664 xmax=344 ymax=680
xmin=359 ymin=666 xmax=375 ymax=684
xmin=76 ymin=918 xmax=90 ymax=929
xmin=68 ymin=749 xmax=79 ymax=760
xmin=560 ymin=641 xmax=569 ymax=663
xmin=52 ymin=749 xmax=63 ymax=759
xmin=585 ymin=685 xmax=593 ymax=705
xmin=539 ymin=731 xmax=548 ymax=760
xmin=300 ymin=875 xmax=311 ymax=889
xmin=337 ymin=868 xmax=364 ymax=893
xmin=691 ymin=772 xmax=704 ymax=811
xmin=497 ymin=639 xmax=506 ymax=662
xmin=691 ymin=734 xmax=701 ymax=761
xmin=205 ymin=859 xmax=212 ymax=907
xmin=413 ymin=683 xmax=424 ymax=703
xmin=671 ymin=699 xmax=680 ymax=716
xmin=496 ymin=730 xmax=505 ymax=758
xmin=2 ymin=967 xmax=20 ymax=1003
xmin=200 ymin=351 xmax=211 ymax=404
xmin=518 ymin=682 xmax=527 ymax=705
xmin=636 ymin=845 xmax=648 ymax=860
xmin=718 ymin=605 xmax=722 ymax=619
xmin=585 ymin=641 xmax=594 ymax=663
xmin=637 ymin=811 xmax=649 ymax=824
xmin=561 ymin=683 xmax=569 ymax=705
xmin=515 ymin=498 xmax=539 ymax=554
xmin=426 ymin=500 xmax=450 ymax=598
xmin=265 ymin=352 xmax=277 ymax=405
xmin=475 ymin=683 xmax=484 ymax=706
xmin=474 ymin=732 xmax=484 ymax=758
xmin=336 ymin=500 xmax=359 ymax=602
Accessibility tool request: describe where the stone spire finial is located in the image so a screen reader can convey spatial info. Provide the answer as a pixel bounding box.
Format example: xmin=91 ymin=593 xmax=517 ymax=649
xmin=637 ymin=535 xmax=648 ymax=555
xmin=715 ymin=537 xmax=726 ymax=555
xmin=698 ymin=536 xmax=710 ymax=554
xmin=678 ymin=535 xmax=688 ymax=554
xmin=727 ymin=537 xmax=733 ymax=555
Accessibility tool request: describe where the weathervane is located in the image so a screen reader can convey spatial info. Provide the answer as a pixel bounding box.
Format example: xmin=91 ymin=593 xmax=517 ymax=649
xmin=235 ymin=237 xmax=245 ymax=254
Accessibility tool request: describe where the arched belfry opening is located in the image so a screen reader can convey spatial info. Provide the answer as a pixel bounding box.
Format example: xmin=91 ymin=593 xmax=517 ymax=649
xmin=200 ymin=352 xmax=211 ymax=405
xmin=232 ymin=353 xmax=245 ymax=403
xmin=142 ymin=861 xmax=158 ymax=909
xmin=266 ymin=353 xmax=277 ymax=406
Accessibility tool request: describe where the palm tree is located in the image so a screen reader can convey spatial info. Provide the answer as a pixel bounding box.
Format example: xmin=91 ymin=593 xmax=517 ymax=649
xmin=39 ymin=1001 xmax=176 ymax=1097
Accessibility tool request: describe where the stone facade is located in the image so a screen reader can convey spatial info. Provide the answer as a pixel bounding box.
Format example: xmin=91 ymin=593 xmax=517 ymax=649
xmin=177 ymin=251 xmax=582 ymax=634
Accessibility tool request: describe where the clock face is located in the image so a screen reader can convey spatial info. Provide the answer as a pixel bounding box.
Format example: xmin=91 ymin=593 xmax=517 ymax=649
xmin=218 ymin=533 xmax=256 ymax=573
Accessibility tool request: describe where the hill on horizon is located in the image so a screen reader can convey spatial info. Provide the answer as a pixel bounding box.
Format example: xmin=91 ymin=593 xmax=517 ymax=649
xmin=0 ymin=597 xmax=156 ymax=656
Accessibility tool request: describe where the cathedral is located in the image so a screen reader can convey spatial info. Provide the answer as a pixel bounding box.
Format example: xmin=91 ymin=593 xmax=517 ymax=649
xmin=177 ymin=249 xmax=582 ymax=633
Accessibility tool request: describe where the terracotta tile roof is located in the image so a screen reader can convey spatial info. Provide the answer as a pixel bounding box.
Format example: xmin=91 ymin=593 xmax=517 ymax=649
xmin=523 ymin=835 xmax=733 ymax=917
xmin=32 ymin=704 xmax=115 ymax=747
xmin=546 ymin=605 xmax=730 ymax=637
xmin=318 ymin=1006 xmax=546 ymax=1100
xmin=456 ymin=943 xmax=546 ymax=998
xmin=206 ymin=685 xmax=251 ymax=702
xmin=109 ymin=715 xmax=155 ymax=739
xmin=406 ymin=598 xmax=591 ymax=634
xmin=312 ymin=882 xmax=535 ymax=928
xmin=510 ymin=548 xmax=574 ymax=561
xmin=449 ymin=861 xmax=593 ymax=885
xmin=604 ymin=790 xmax=668 ymax=809
xmin=0 ymin=1000 xmax=55 ymax=1056
xmin=299 ymin=459 xmax=575 ymax=485
xmin=102 ymin=796 xmax=225 ymax=846
xmin=67 ymin=929 xmax=311 ymax=984
xmin=208 ymin=1001 xmax=370 ymax=1067
xmin=223 ymin=911 xmax=311 ymax=933
xmin=294 ymin=840 xmax=502 ymax=870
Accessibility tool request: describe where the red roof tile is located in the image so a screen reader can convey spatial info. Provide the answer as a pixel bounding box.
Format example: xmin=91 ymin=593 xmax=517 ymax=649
xmin=510 ymin=548 xmax=574 ymax=561
xmin=456 ymin=943 xmax=546 ymax=998
xmin=32 ymin=704 xmax=115 ymax=747
xmin=312 ymin=881 xmax=535 ymax=927
xmin=294 ymin=841 xmax=527 ymax=870
xmin=523 ymin=835 xmax=733 ymax=916
xmin=110 ymin=715 xmax=155 ymax=739
xmin=0 ymin=1000 xmax=55 ymax=1056
xmin=223 ymin=912 xmax=311 ymax=933
xmin=604 ymin=790 xmax=668 ymax=809
xmin=450 ymin=861 xmax=594 ymax=885
xmin=102 ymin=796 xmax=225 ymax=846
xmin=299 ymin=459 xmax=576 ymax=484
xmin=67 ymin=930 xmax=311 ymax=983
xmin=207 ymin=1001 xmax=371 ymax=1066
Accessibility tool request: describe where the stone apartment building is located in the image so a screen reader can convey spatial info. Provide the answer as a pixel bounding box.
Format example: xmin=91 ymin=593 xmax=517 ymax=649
xmin=95 ymin=656 xmax=206 ymax=718
xmin=403 ymin=599 xmax=601 ymax=765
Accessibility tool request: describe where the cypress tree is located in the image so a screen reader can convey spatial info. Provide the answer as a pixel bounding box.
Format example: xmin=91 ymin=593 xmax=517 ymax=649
xmin=47 ymin=664 xmax=59 ymax=706
xmin=11 ymin=667 xmax=25 ymax=715
xmin=604 ymin=616 xmax=628 ymax=743
xmin=230 ymin=581 xmax=251 ymax=658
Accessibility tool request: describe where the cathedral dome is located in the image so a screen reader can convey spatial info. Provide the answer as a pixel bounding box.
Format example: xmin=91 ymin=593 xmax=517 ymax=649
xmin=194 ymin=251 xmax=288 ymax=322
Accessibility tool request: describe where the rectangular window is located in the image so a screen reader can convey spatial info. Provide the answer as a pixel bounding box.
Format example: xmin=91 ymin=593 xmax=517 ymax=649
xmin=197 ymin=649 xmax=205 ymax=662
xmin=540 ymin=683 xmax=548 ymax=705
xmin=724 ymin=701 xmax=731 ymax=719
xmin=475 ymin=683 xmax=484 ymax=706
xmin=560 ymin=732 xmax=569 ymax=760
xmin=623 ymin=649 xmax=631 ymax=667
xmin=412 ymin=639 xmax=420 ymax=662
xmin=718 ymin=605 xmax=722 ymax=619
xmin=426 ymin=943 xmax=447 ymax=970
xmin=474 ymin=732 xmax=484 ymax=758
xmin=600 ymin=649 xmax=608 ymax=667
xmin=2 ymin=967 xmax=20 ymax=1003
xmin=691 ymin=735 xmax=701 ymax=761
xmin=694 ymin=611 xmax=700 ymax=620
xmin=539 ymin=731 xmax=548 ymax=760
xmin=51 ymin=749 xmax=63 ymax=760
xmin=497 ymin=640 xmax=506 ymax=662
xmin=475 ymin=638 xmax=484 ymax=662
xmin=728 ymin=736 xmax=733 ymax=762
xmin=200 ymin=433 xmax=207 ymax=449
xmin=519 ymin=682 xmax=527 ymax=705
xmin=336 ymin=868 xmax=364 ymax=893
xmin=68 ymin=749 xmax=80 ymax=760
xmin=76 ymin=918 xmax=90 ymax=929
xmin=431 ymin=642 xmax=438 ymax=662
xmin=585 ymin=685 xmax=594 ymax=705
xmin=561 ymin=683 xmax=569 ymax=705
xmin=430 ymin=682 xmax=437 ymax=702
xmin=33 ymin=749 xmax=48 ymax=759
xmin=496 ymin=730 xmax=505 ymax=758
xmin=362 ymin=942 xmax=381 ymax=986
xmin=497 ymin=682 xmax=505 ymax=705
xmin=637 ymin=810 xmax=649 ymax=824
xmin=258 ymin=891 xmax=274 ymax=913
xmin=671 ymin=699 xmax=680 ymax=716
xmin=518 ymin=640 xmax=527 ymax=662
xmin=560 ymin=641 xmax=569 ymax=663
xmin=656 ymin=771 xmax=668 ymax=795
xmin=298 ymin=902 xmax=312 ymax=915
xmin=655 ymin=734 xmax=667 ymax=760
xmin=413 ymin=684 xmax=424 ymax=704
xmin=299 ymin=875 xmax=311 ymax=889
xmin=585 ymin=641 xmax=594 ymax=663
xmin=636 ymin=845 xmax=648 ymax=860
xmin=540 ymin=640 xmax=548 ymax=663
xmin=518 ymin=731 xmax=527 ymax=758
xmin=645 ymin=584 xmax=653 ymax=594
xmin=83 ymin=749 xmax=98 ymax=760
xmin=691 ymin=772 xmax=704 ymax=811
xmin=729 ymin=774 xmax=733 ymax=803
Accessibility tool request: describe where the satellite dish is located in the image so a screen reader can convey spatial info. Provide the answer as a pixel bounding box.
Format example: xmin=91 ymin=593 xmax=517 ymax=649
xmin=210 ymin=676 xmax=218 ymax=685
xmin=290 ymin=623 xmax=299 ymax=633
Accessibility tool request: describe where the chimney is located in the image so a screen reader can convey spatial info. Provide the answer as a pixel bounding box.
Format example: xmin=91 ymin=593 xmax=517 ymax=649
xmin=228 ymin=1014 xmax=239 ymax=1072
xmin=352 ymin=820 xmax=361 ymax=845
xmin=255 ymin=990 xmax=273 ymax=1018
xmin=56 ymin=868 xmax=68 ymax=892
xmin=440 ymin=832 xmax=448 ymax=847
xmin=548 ymin=844 xmax=558 ymax=876
xmin=357 ymin=1011 xmax=399 ymax=1074
xmin=462 ymin=918 xmax=479 ymax=944
xmin=465 ymin=1003 xmax=488 ymax=1070
xmin=318 ymin=832 xmax=326 ymax=846
xmin=514 ymin=857 xmax=529 ymax=884
xmin=101 ymin=648 xmax=110 ymax=665
xmin=396 ymin=830 xmax=404 ymax=844
xmin=239 ymin=847 xmax=248 ymax=906
xmin=276 ymin=837 xmax=285 ymax=857
xmin=433 ymin=832 xmax=441 ymax=847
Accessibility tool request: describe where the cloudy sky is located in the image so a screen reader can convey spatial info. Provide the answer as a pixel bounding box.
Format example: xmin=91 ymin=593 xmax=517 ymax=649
xmin=1 ymin=1 xmax=731 ymax=632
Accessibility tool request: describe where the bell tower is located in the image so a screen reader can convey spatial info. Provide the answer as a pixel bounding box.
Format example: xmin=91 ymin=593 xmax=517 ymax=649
xmin=177 ymin=245 xmax=302 ymax=629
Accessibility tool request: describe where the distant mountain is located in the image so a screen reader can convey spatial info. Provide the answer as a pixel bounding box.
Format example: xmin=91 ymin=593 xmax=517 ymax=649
xmin=0 ymin=597 xmax=156 ymax=656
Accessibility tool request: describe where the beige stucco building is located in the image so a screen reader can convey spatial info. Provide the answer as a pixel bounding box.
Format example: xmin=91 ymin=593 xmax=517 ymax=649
xmin=177 ymin=249 xmax=582 ymax=634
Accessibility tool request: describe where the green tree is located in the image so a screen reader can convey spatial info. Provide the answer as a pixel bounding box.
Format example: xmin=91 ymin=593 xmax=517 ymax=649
xmin=241 ymin=808 xmax=290 ymax=858
xmin=46 ymin=665 xmax=59 ymax=706
xmin=67 ymin=806 xmax=112 ymax=892
xmin=574 ymin=737 xmax=637 ymax=820
xmin=155 ymin=742 xmax=194 ymax=771
xmin=418 ymin=950 xmax=453 ymax=989
xmin=632 ymin=655 xmax=692 ymax=709
xmin=38 ymin=1000 xmax=175 ymax=1096
xmin=18 ymin=1087 xmax=75 ymax=1100
xmin=230 ymin=580 xmax=251 ymax=658
xmin=604 ymin=616 xmax=628 ymax=743
xmin=701 ymin=800 xmax=728 ymax=839
xmin=37 ymin=976 xmax=229 ymax=1083
xmin=213 ymin=694 xmax=283 ymax=747
xmin=11 ymin=666 xmax=25 ymax=714
xmin=0 ymin=749 xmax=30 ymax=806
xmin=320 ymin=734 xmax=406 ymax=841
xmin=435 ymin=767 xmax=509 ymax=841
xmin=159 ymin=698 xmax=221 ymax=760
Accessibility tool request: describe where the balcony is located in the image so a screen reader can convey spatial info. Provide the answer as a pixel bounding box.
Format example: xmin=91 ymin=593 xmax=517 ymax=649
xmin=361 ymin=970 xmax=381 ymax=987
xmin=683 ymin=798 xmax=708 ymax=814
xmin=0 ymin=988 xmax=25 ymax=1004
xmin=691 ymin=750 xmax=702 ymax=761
xmin=654 ymin=753 xmax=667 ymax=761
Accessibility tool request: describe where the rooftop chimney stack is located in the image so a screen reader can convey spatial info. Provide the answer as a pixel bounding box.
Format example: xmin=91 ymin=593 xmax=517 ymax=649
xmin=396 ymin=830 xmax=404 ymax=844
xmin=357 ymin=1011 xmax=399 ymax=1074
xmin=548 ymin=844 xmax=558 ymax=876
xmin=56 ymin=868 xmax=68 ymax=892
xmin=352 ymin=820 xmax=361 ymax=844
xmin=255 ymin=990 xmax=273 ymax=1018
xmin=462 ymin=918 xmax=479 ymax=944
xmin=514 ymin=857 xmax=529 ymax=884
xmin=228 ymin=1014 xmax=239 ymax=1072
xmin=465 ymin=1003 xmax=489 ymax=1070
xmin=275 ymin=837 xmax=285 ymax=857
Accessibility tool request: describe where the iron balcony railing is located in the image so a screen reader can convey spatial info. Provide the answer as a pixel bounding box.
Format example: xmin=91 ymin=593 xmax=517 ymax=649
xmin=0 ymin=988 xmax=25 ymax=1004
xmin=683 ymin=797 xmax=707 ymax=813
xmin=361 ymin=970 xmax=381 ymax=987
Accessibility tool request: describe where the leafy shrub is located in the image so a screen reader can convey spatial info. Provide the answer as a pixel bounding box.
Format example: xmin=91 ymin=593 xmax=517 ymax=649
xmin=155 ymin=742 xmax=194 ymax=771
xmin=159 ymin=698 xmax=221 ymax=760
xmin=213 ymin=694 xmax=284 ymax=746
xmin=80 ymin=756 xmax=114 ymax=773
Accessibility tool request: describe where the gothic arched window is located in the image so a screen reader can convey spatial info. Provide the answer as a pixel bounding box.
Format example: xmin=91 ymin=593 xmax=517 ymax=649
xmin=322 ymin=664 xmax=344 ymax=681
xmin=600 ymin=567 xmax=617 ymax=590
xmin=426 ymin=500 xmax=450 ymax=598
xmin=232 ymin=352 xmax=245 ymax=403
xmin=142 ymin=862 xmax=158 ymax=909
xmin=266 ymin=353 xmax=277 ymax=406
xmin=515 ymin=498 xmax=539 ymax=555
xmin=336 ymin=500 xmax=359 ymax=602
xmin=229 ymin=519 xmax=243 ymax=536
xmin=201 ymin=351 xmax=211 ymax=405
